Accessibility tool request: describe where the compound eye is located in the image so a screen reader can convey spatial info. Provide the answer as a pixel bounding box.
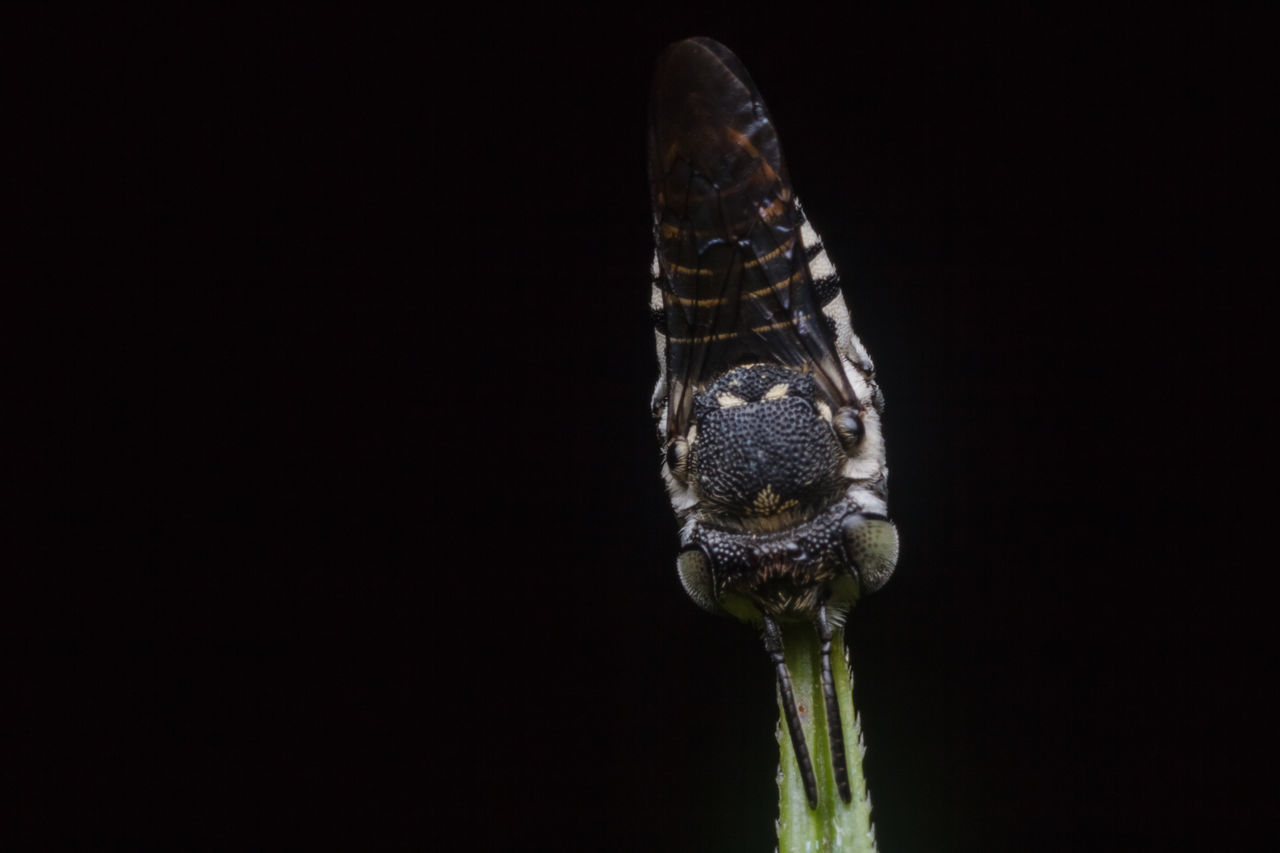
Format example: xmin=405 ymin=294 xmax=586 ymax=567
xmin=676 ymin=547 xmax=719 ymax=613
xmin=841 ymin=513 xmax=900 ymax=593
xmin=833 ymin=407 xmax=865 ymax=451
xmin=666 ymin=437 xmax=690 ymax=484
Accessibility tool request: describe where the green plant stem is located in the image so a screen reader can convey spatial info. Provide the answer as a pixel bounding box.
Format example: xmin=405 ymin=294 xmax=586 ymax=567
xmin=776 ymin=623 xmax=877 ymax=853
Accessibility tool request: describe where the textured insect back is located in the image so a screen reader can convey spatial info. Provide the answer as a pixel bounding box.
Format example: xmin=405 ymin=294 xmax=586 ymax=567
xmin=647 ymin=38 xmax=898 ymax=816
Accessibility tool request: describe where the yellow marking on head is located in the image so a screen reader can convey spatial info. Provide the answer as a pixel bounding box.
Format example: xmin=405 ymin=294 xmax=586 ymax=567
xmin=750 ymin=484 xmax=799 ymax=517
xmin=687 ymin=424 xmax=697 ymax=444
xmin=763 ymin=383 xmax=789 ymax=401
xmin=816 ymin=401 xmax=833 ymax=422
xmin=717 ymin=393 xmax=746 ymax=408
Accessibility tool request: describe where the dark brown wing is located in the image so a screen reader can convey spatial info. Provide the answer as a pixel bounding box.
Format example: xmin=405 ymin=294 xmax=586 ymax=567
xmin=648 ymin=37 xmax=857 ymax=439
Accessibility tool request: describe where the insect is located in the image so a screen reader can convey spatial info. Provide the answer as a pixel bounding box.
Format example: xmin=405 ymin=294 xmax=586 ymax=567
xmin=647 ymin=38 xmax=899 ymax=809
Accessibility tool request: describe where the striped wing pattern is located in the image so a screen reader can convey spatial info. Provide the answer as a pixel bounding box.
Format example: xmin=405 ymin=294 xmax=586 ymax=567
xmin=648 ymin=38 xmax=857 ymax=440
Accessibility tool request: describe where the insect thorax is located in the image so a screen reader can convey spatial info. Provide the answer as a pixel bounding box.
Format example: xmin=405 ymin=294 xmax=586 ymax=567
xmin=688 ymin=364 xmax=847 ymax=526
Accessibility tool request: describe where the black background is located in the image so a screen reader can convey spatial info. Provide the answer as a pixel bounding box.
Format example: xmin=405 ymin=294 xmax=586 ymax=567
xmin=149 ymin=8 xmax=1266 ymax=851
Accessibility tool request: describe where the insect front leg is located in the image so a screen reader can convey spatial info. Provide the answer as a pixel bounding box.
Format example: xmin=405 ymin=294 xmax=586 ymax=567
xmin=814 ymin=604 xmax=852 ymax=803
xmin=762 ymin=614 xmax=819 ymax=809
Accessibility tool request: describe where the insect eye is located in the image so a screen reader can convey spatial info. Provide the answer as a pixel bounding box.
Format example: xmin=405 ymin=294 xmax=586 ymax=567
xmin=841 ymin=513 xmax=900 ymax=593
xmin=833 ymin=407 xmax=865 ymax=451
xmin=666 ymin=437 xmax=690 ymax=483
xmin=676 ymin=546 xmax=719 ymax=613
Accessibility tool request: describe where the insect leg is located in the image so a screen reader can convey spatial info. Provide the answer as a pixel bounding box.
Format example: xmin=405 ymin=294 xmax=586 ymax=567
xmin=814 ymin=604 xmax=852 ymax=803
xmin=762 ymin=614 xmax=818 ymax=809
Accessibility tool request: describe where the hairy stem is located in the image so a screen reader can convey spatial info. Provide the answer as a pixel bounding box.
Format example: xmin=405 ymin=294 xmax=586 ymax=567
xmin=776 ymin=623 xmax=877 ymax=853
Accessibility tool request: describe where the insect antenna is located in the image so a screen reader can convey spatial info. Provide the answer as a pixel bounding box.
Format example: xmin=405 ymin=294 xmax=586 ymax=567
xmin=814 ymin=604 xmax=852 ymax=803
xmin=762 ymin=615 xmax=819 ymax=809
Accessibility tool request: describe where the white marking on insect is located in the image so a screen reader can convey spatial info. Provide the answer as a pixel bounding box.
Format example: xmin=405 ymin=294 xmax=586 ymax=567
xmin=809 ymin=249 xmax=835 ymax=280
xmin=800 ymin=218 xmax=820 ymax=248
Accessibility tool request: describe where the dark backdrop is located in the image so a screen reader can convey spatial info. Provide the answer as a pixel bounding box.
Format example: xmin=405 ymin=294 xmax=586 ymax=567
xmin=159 ymin=9 xmax=1265 ymax=851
